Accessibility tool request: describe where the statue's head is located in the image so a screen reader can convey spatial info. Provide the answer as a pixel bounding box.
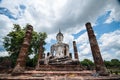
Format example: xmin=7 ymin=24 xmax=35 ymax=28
xmin=56 ymin=30 xmax=64 ymax=43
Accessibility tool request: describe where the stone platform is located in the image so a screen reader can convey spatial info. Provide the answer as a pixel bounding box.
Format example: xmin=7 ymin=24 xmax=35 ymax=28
xmin=36 ymin=65 xmax=83 ymax=71
xmin=0 ymin=70 xmax=120 ymax=80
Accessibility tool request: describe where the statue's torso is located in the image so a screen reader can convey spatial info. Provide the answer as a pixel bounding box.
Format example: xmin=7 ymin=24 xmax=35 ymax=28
xmin=51 ymin=43 xmax=69 ymax=58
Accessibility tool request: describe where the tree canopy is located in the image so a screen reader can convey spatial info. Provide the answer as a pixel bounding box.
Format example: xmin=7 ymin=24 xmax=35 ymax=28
xmin=80 ymin=59 xmax=94 ymax=70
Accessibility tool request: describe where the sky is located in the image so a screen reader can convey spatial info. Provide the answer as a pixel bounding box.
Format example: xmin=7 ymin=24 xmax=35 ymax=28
xmin=0 ymin=0 xmax=120 ymax=61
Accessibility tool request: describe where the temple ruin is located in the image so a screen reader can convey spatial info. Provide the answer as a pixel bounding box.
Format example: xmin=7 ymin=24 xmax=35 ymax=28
xmin=12 ymin=22 xmax=109 ymax=76
xmin=36 ymin=29 xmax=83 ymax=71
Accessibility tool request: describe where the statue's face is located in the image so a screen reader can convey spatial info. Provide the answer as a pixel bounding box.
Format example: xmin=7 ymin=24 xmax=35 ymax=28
xmin=57 ymin=35 xmax=63 ymax=43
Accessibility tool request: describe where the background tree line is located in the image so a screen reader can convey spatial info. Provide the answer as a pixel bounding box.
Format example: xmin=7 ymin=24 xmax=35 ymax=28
xmin=80 ymin=59 xmax=120 ymax=70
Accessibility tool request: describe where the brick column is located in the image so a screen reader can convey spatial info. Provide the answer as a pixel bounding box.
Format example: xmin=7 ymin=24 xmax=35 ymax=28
xmin=69 ymin=53 xmax=72 ymax=58
xmin=85 ymin=22 xmax=108 ymax=76
xmin=73 ymin=41 xmax=79 ymax=59
xmin=12 ymin=25 xmax=33 ymax=74
xmin=36 ymin=41 xmax=44 ymax=69
xmin=47 ymin=52 xmax=50 ymax=57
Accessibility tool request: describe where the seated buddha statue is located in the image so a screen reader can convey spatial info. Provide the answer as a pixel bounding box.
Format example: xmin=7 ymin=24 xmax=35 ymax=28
xmin=50 ymin=30 xmax=69 ymax=58
xmin=42 ymin=30 xmax=79 ymax=65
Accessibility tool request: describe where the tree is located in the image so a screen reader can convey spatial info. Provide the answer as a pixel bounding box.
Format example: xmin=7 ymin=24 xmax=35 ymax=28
xmin=111 ymin=59 xmax=120 ymax=68
xmin=80 ymin=59 xmax=94 ymax=70
xmin=3 ymin=24 xmax=47 ymax=67
xmin=104 ymin=60 xmax=112 ymax=68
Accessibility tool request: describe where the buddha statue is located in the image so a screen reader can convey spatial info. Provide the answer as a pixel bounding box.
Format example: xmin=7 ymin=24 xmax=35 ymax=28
xmin=50 ymin=30 xmax=69 ymax=58
xmin=40 ymin=30 xmax=80 ymax=65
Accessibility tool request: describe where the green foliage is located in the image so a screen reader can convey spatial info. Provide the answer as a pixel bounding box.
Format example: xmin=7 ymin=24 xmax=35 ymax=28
xmin=3 ymin=24 xmax=25 ymax=55
xmin=104 ymin=59 xmax=120 ymax=68
xmin=26 ymin=54 xmax=38 ymax=67
xmin=111 ymin=59 xmax=120 ymax=67
xmin=80 ymin=59 xmax=94 ymax=70
xmin=3 ymin=24 xmax=47 ymax=67
xmin=81 ymin=59 xmax=94 ymax=66
xmin=104 ymin=60 xmax=112 ymax=68
xmin=3 ymin=24 xmax=25 ymax=67
xmin=31 ymin=32 xmax=47 ymax=55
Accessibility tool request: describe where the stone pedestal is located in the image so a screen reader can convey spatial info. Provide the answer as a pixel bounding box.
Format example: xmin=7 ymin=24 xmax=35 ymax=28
xmin=12 ymin=25 xmax=33 ymax=75
xmin=73 ymin=41 xmax=79 ymax=59
xmin=85 ymin=22 xmax=109 ymax=76
xmin=37 ymin=65 xmax=83 ymax=71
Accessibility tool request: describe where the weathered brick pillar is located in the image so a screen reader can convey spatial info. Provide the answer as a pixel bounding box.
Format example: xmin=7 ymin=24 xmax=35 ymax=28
xmin=73 ymin=41 xmax=79 ymax=59
xmin=47 ymin=52 xmax=50 ymax=56
xmin=85 ymin=22 xmax=108 ymax=76
xmin=12 ymin=25 xmax=33 ymax=74
xmin=36 ymin=41 xmax=43 ymax=69
xmin=39 ymin=42 xmax=43 ymax=59
xmin=69 ymin=53 xmax=72 ymax=58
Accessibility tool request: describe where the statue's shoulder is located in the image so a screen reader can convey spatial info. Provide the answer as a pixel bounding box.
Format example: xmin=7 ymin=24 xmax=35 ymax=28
xmin=51 ymin=43 xmax=57 ymax=47
xmin=62 ymin=43 xmax=69 ymax=46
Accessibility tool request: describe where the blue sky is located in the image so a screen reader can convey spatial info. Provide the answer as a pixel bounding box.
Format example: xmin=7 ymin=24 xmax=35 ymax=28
xmin=0 ymin=0 xmax=120 ymax=61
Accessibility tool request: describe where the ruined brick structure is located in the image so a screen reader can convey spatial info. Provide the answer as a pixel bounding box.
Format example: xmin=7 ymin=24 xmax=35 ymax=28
xmin=85 ymin=22 xmax=108 ymax=76
xmin=36 ymin=30 xmax=83 ymax=71
xmin=36 ymin=41 xmax=44 ymax=69
xmin=69 ymin=53 xmax=72 ymax=58
xmin=73 ymin=41 xmax=79 ymax=59
xmin=12 ymin=25 xmax=33 ymax=74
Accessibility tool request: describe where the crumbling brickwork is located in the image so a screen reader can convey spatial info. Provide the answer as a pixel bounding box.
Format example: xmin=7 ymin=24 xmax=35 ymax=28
xmin=12 ymin=25 xmax=33 ymax=74
xmin=85 ymin=22 xmax=108 ymax=76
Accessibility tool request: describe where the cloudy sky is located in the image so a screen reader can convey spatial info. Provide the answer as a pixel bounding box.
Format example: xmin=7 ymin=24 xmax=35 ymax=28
xmin=0 ymin=0 xmax=120 ymax=61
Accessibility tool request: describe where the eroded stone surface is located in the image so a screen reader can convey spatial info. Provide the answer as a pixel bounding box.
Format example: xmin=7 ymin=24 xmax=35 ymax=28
xmin=12 ymin=25 xmax=33 ymax=74
xmin=85 ymin=22 xmax=109 ymax=76
xmin=0 ymin=71 xmax=120 ymax=80
xmin=73 ymin=41 xmax=79 ymax=59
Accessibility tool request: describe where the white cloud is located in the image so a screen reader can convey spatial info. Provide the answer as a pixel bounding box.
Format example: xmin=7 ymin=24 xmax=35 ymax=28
xmin=63 ymin=33 xmax=74 ymax=44
xmin=75 ymin=32 xmax=92 ymax=61
xmin=99 ymin=30 xmax=120 ymax=60
xmin=0 ymin=0 xmax=120 ymax=58
xmin=75 ymin=32 xmax=88 ymax=44
xmin=28 ymin=53 xmax=35 ymax=59
xmin=0 ymin=15 xmax=13 ymax=57
xmin=0 ymin=51 xmax=9 ymax=57
xmin=0 ymin=15 xmax=13 ymax=36
xmin=45 ymin=33 xmax=56 ymax=43
xmin=0 ymin=0 xmax=119 ymax=34
xmin=105 ymin=1 xmax=120 ymax=23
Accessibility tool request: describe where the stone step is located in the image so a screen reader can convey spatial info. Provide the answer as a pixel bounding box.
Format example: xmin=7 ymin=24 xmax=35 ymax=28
xmin=0 ymin=71 xmax=120 ymax=80
xmin=0 ymin=73 xmax=120 ymax=80
xmin=23 ymin=70 xmax=93 ymax=76
xmin=37 ymin=65 xmax=83 ymax=71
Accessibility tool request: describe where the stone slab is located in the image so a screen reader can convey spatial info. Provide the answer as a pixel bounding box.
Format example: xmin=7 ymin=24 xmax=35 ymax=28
xmin=0 ymin=70 xmax=120 ymax=80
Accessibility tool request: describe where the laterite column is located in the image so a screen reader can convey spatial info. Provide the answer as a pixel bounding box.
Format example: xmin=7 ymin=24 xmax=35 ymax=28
xmin=36 ymin=41 xmax=44 ymax=69
xmin=12 ymin=25 xmax=33 ymax=74
xmin=85 ymin=22 xmax=108 ymax=76
xmin=73 ymin=41 xmax=79 ymax=59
